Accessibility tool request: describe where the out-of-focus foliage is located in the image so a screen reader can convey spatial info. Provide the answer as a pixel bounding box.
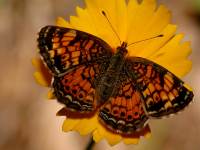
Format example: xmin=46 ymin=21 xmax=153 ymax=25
xmin=192 ymin=0 xmax=200 ymax=12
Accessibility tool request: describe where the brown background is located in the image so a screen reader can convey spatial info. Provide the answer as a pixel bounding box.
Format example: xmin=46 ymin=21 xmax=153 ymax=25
xmin=0 ymin=0 xmax=200 ymax=150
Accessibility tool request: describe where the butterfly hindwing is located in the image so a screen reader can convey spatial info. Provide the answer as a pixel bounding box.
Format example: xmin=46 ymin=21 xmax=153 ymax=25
xmin=125 ymin=57 xmax=193 ymax=118
xmin=38 ymin=26 xmax=113 ymax=76
xmin=98 ymin=71 xmax=148 ymax=136
xmin=54 ymin=61 xmax=110 ymax=118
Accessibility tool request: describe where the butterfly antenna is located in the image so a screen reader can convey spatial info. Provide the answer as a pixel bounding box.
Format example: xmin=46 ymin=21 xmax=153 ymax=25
xmin=127 ymin=34 xmax=164 ymax=47
xmin=102 ymin=11 xmax=122 ymax=45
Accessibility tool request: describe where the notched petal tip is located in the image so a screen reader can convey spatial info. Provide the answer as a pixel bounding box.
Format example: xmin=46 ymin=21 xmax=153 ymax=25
xmin=92 ymin=122 xmax=151 ymax=145
xmin=56 ymin=17 xmax=72 ymax=28
xmin=62 ymin=119 xmax=81 ymax=132
xmin=62 ymin=115 xmax=98 ymax=136
xmin=74 ymin=118 xmax=97 ymax=136
xmin=123 ymin=138 xmax=139 ymax=145
xmin=93 ymin=129 xmax=104 ymax=143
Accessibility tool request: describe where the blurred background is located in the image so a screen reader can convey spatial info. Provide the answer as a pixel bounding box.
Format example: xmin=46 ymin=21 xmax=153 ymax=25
xmin=0 ymin=0 xmax=200 ymax=149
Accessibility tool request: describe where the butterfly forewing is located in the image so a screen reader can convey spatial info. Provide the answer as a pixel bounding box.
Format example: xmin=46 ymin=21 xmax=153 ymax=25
xmin=125 ymin=57 xmax=193 ymax=118
xmin=38 ymin=26 xmax=113 ymax=76
xmin=53 ymin=61 xmax=111 ymax=118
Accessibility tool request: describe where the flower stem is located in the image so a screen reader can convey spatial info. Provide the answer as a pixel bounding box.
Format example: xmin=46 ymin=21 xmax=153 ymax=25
xmin=86 ymin=137 xmax=95 ymax=150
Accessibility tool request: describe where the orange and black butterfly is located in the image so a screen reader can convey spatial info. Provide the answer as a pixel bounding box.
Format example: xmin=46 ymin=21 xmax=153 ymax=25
xmin=38 ymin=25 xmax=193 ymax=136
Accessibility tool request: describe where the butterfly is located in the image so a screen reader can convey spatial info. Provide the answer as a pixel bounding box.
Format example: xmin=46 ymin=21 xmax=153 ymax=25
xmin=38 ymin=25 xmax=193 ymax=136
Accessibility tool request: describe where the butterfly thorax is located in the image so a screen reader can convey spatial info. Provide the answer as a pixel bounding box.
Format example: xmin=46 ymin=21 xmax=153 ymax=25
xmin=96 ymin=42 xmax=128 ymax=103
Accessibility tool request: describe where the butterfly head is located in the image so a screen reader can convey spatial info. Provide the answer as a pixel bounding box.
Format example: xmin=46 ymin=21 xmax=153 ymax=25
xmin=116 ymin=42 xmax=128 ymax=56
xmin=121 ymin=42 xmax=128 ymax=49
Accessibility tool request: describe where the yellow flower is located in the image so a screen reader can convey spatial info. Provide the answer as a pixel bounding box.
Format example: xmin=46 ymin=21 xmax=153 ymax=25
xmin=33 ymin=0 xmax=192 ymax=145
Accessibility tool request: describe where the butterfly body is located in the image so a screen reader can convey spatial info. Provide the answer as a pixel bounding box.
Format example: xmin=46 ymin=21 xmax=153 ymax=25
xmin=38 ymin=26 xmax=193 ymax=136
xmin=96 ymin=42 xmax=128 ymax=103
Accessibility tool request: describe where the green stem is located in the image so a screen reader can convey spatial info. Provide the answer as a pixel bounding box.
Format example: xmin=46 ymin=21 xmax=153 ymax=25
xmin=86 ymin=138 xmax=95 ymax=150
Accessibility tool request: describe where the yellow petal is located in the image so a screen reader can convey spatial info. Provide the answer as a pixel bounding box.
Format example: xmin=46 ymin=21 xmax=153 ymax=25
xmin=32 ymin=58 xmax=52 ymax=86
xmin=127 ymin=0 xmax=156 ymax=43
xmin=123 ymin=137 xmax=139 ymax=145
xmin=129 ymin=24 xmax=177 ymax=57
xmin=33 ymin=72 xmax=50 ymax=87
xmin=62 ymin=119 xmax=80 ymax=132
xmin=150 ymin=34 xmax=192 ymax=77
xmin=73 ymin=116 xmax=97 ymax=136
xmin=32 ymin=57 xmax=42 ymax=70
xmin=144 ymin=131 xmax=152 ymax=139
xmin=166 ymin=60 xmax=192 ymax=78
xmin=184 ymin=83 xmax=193 ymax=91
xmin=93 ymin=129 xmax=104 ymax=142
xmin=115 ymin=0 xmax=127 ymax=42
xmin=75 ymin=6 xmax=97 ymax=34
xmin=47 ymin=89 xmax=56 ymax=99
xmin=56 ymin=17 xmax=73 ymax=28
xmin=94 ymin=124 xmax=122 ymax=146
xmin=139 ymin=4 xmax=171 ymax=39
xmin=84 ymin=0 xmax=121 ymax=47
